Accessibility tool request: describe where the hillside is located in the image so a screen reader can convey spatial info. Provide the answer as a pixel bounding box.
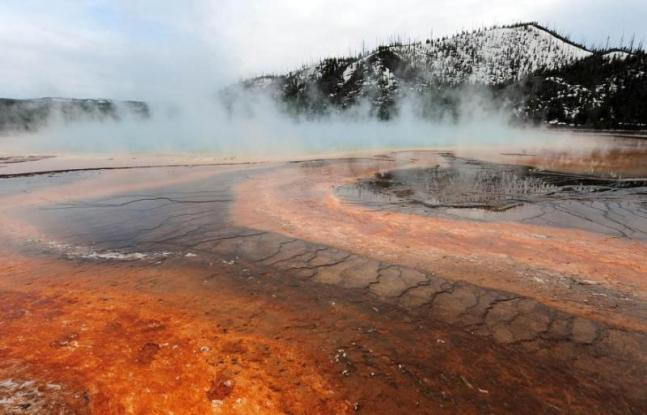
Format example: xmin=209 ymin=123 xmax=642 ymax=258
xmin=2 ymin=23 xmax=644 ymax=132
xmin=0 ymin=97 xmax=150 ymax=134
xmin=232 ymin=22 xmax=646 ymax=128
xmin=352 ymin=22 xmax=591 ymax=86
xmin=510 ymin=52 xmax=647 ymax=129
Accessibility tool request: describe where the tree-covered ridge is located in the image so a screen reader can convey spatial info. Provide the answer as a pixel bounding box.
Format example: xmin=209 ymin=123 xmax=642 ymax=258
xmin=236 ymin=23 xmax=646 ymax=128
xmin=513 ymin=52 xmax=647 ymax=128
xmin=0 ymin=98 xmax=150 ymax=134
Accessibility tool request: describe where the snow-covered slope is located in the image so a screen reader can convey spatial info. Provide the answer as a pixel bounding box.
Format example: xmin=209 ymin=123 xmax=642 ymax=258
xmin=389 ymin=23 xmax=592 ymax=85
xmin=240 ymin=23 xmax=594 ymax=115
xmin=232 ymin=22 xmax=646 ymax=128
xmin=248 ymin=23 xmax=592 ymax=91
xmin=602 ymin=50 xmax=633 ymax=62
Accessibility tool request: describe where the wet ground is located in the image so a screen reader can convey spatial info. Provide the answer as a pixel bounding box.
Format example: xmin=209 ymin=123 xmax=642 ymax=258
xmin=338 ymin=153 xmax=647 ymax=239
xmin=0 ymin=141 xmax=646 ymax=414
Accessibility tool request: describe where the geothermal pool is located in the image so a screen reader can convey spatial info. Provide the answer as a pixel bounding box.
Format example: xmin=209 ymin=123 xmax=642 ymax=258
xmin=0 ymin=138 xmax=646 ymax=413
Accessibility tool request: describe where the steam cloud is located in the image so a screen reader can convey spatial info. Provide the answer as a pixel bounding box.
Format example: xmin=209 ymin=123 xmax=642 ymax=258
xmin=0 ymin=0 xmax=607 ymax=160
xmin=2 ymin=84 xmax=578 ymax=160
xmin=3 ymin=2 xmax=639 ymax=160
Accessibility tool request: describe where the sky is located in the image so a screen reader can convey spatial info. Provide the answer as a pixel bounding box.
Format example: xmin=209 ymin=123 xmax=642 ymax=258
xmin=1 ymin=0 xmax=645 ymax=100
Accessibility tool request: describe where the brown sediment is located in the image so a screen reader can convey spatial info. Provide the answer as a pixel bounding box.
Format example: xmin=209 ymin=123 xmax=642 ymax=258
xmin=0 ymin=253 xmax=350 ymax=414
xmin=459 ymin=140 xmax=647 ymax=177
xmin=513 ymin=147 xmax=647 ymax=177
xmin=1 ymin=249 xmax=644 ymax=414
xmin=233 ymin=155 xmax=647 ymax=330
xmin=0 ymin=150 xmax=645 ymax=413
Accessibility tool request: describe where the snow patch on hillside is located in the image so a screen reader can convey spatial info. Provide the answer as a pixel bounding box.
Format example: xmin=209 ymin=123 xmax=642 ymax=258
xmin=602 ymin=51 xmax=632 ymax=61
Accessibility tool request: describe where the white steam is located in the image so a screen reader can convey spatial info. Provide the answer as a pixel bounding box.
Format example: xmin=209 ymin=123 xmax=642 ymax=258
xmin=2 ymin=84 xmax=572 ymax=160
xmin=0 ymin=1 xmax=617 ymax=160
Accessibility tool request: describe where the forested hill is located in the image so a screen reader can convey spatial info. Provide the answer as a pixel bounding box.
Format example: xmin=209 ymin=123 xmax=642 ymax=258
xmin=0 ymin=98 xmax=150 ymax=134
xmin=231 ymin=22 xmax=646 ymax=129
xmin=511 ymin=51 xmax=647 ymax=129
xmin=2 ymin=23 xmax=645 ymax=133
